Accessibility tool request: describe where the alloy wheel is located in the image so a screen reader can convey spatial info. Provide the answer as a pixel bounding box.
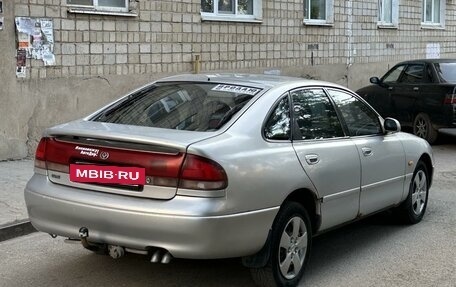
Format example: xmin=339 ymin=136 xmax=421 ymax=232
xmin=278 ymin=217 xmax=308 ymax=280
xmin=411 ymin=170 xmax=427 ymax=215
xmin=414 ymin=117 xmax=427 ymax=139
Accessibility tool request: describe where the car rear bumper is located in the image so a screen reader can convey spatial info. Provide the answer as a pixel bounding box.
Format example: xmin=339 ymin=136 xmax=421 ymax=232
xmin=438 ymin=128 xmax=456 ymax=137
xmin=24 ymin=174 xmax=278 ymax=259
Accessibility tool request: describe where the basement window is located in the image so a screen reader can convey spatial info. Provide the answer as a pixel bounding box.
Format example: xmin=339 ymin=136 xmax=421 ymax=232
xmin=67 ymin=0 xmax=129 ymax=13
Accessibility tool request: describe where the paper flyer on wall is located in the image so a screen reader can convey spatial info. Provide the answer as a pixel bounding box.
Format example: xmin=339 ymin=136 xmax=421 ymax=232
xmin=16 ymin=49 xmax=27 ymax=78
xmin=15 ymin=17 xmax=55 ymax=65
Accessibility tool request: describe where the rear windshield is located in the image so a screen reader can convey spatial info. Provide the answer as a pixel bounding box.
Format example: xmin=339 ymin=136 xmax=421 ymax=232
xmin=434 ymin=63 xmax=456 ymax=83
xmin=92 ymin=82 xmax=262 ymax=131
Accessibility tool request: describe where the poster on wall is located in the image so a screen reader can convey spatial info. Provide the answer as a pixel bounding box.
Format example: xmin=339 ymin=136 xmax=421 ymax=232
xmin=0 ymin=17 xmax=3 ymax=31
xmin=14 ymin=17 xmax=55 ymax=65
xmin=16 ymin=49 xmax=26 ymax=78
xmin=426 ymin=43 xmax=440 ymax=59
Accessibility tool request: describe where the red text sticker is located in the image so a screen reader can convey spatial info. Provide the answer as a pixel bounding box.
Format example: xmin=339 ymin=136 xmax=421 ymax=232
xmin=70 ymin=164 xmax=146 ymax=185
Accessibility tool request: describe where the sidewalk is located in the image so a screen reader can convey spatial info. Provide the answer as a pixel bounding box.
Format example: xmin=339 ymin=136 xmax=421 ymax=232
xmin=0 ymin=159 xmax=34 ymax=227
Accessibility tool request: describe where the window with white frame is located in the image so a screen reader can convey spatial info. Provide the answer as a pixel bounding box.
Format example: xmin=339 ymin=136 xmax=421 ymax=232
xmin=304 ymin=0 xmax=334 ymax=24
xmin=422 ymin=0 xmax=445 ymax=26
xmin=67 ymin=0 xmax=128 ymax=13
xmin=378 ymin=0 xmax=399 ymax=27
xmin=201 ymin=0 xmax=262 ymax=22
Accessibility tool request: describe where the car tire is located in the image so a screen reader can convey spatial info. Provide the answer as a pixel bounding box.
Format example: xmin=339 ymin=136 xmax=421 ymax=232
xmin=395 ymin=161 xmax=429 ymax=224
xmin=413 ymin=113 xmax=438 ymax=144
xmin=250 ymin=202 xmax=312 ymax=287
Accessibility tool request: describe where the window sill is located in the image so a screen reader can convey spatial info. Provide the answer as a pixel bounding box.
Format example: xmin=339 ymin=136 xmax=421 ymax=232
xmin=303 ymin=20 xmax=333 ymax=27
xmin=201 ymin=14 xmax=262 ymax=23
xmin=67 ymin=8 xmax=137 ymax=17
xmin=377 ymin=23 xmax=398 ymax=29
xmin=421 ymin=23 xmax=444 ymax=30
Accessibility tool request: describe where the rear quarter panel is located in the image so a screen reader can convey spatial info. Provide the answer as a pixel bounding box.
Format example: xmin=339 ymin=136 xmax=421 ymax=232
xmin=186 ymin=85 xmax=318 ymax=214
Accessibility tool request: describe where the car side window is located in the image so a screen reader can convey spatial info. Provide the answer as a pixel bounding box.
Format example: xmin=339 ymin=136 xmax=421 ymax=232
xmin=291 ymin=88 xmax=344 ymax=140
xmin=327 ymin=89 xmax=383 ymax=137
xmin=383 ymin=64 xmax=406 ymax=83
xmin=399 ymin=64 xmax=425 ymax=83
xmin=264 ymin=96 xmax=291 ymax=140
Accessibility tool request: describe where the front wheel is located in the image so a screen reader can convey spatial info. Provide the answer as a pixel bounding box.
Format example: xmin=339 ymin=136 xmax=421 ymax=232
xmin=413 ymin=113 xmax=438 ymax=144
xmin=395 ymin=161 xmax=429 ymax=224
xmin=250 ymin=202 xmax=312 ymax=287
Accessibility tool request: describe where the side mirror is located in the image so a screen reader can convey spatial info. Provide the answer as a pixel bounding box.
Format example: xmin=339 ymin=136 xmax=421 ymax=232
xmin=370 ymin=77 xmax=381 ymax=85
xmin=384 ymin=118 xmax=401 ymax=133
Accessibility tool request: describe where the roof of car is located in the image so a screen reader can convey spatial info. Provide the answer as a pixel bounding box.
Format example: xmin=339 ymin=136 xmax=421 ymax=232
xmin=156 ymin=73 xmax=344 ymax=90
xmin=397 ymin=58 xmax=456 ymax=65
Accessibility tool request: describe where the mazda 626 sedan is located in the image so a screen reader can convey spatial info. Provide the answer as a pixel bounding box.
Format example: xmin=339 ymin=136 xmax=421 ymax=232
xmin=25 ymin=74 xmax=433 ymax=287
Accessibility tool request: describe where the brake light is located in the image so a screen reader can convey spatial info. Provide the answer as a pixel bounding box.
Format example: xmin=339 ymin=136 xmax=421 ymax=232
xmin=35 ymin=137 xmax=228 ymax=191
xmin=444 ymin=94 xmax=456 ymax=104
xmin=35 ymin=138 xmax=47 ymax=169
xmin=179 ymin=154 xmax=228 ymax=190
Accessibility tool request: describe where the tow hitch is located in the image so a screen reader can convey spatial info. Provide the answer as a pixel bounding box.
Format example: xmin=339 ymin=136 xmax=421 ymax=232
xmin=78 ymin=227 xmax=108 ymax=255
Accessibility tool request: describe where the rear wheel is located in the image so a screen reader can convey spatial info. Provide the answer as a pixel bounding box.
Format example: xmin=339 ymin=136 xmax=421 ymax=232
xmin=396 ymin=161 xmax=429 ymax=224
xmin=251 ymin=202 xmax=312 ymax=287
xmin=413 ymin=113 xmax=438 ymax=144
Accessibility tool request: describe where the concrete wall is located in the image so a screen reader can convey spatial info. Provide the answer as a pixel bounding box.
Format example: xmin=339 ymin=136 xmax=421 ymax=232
xmin=1 ymin=0 xmax=456 ymax=160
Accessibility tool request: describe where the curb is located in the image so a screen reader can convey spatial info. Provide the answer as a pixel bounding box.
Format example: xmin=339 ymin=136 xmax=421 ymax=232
xmin=0 ymin=220 xmax=37 ymax=242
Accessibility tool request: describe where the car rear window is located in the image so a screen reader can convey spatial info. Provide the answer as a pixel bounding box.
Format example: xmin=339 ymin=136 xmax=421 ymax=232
xmin=92 ymin=82 xmax=262 ymax=131
xmin=434 ymin=63 xmax=456 ymax=83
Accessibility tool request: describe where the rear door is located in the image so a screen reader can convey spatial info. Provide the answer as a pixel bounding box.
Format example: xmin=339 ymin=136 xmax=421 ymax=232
xmin=392 ymin=63 xmax=427 ymax=124
xmin=290 ymin=88 xmax=361 ymax=230
xmin=327 ymin=89 xmax=406 ymax=216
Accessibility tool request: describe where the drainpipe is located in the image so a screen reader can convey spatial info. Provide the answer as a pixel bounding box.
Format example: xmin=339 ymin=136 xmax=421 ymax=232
xmin=346 ymin=0 xmax=354 ymax=87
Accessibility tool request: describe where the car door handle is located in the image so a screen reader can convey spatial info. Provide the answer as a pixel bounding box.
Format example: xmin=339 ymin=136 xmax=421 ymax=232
xmin=361 ymin=147 xmax=373 ymax=157
xmin=304 ymin=154 xmax=320 ymax=165
xmin=413 ymin=87 xmax=419 ymax=91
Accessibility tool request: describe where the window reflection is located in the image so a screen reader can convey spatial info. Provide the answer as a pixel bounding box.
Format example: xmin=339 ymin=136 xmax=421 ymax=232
xmin=291 ymin=89 xmax=343 ymax=140
xmin=328 ymin=89 xmax=382 ymax=136
xmin=264 ymin=97 xmax=291 ymax=140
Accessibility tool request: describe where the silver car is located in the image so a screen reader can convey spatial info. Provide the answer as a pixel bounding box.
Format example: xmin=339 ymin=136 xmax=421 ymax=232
xmin=25 ymin=74 xmax=434 ymax=287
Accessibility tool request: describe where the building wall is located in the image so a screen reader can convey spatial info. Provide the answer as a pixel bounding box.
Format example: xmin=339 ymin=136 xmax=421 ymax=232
xmin=1 ymin=0 xmax=455 ymax=160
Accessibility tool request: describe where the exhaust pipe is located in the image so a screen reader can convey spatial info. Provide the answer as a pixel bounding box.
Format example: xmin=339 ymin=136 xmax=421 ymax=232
xmin=150 ymin=249 xmax=173 ymax=264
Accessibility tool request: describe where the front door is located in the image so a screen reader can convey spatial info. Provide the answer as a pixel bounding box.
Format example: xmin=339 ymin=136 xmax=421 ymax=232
xmin=327 ymin=89 xmax=406 ymax=216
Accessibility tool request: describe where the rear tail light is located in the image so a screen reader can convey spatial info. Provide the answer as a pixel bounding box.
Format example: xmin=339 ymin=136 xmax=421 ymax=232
xmin=179 ymin=154 xmax=228 ymax=190
xmin=34 ymin=137 xmax=47 ymax=169
xmin=34 ymin=137 xmax=228 ymax=191
xmin=444 ymin=94 xmax=456 ymax=105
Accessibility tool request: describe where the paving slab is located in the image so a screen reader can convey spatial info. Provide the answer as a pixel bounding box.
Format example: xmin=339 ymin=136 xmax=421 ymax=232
xmin=0 ymin=159 xmax=33 ymax=227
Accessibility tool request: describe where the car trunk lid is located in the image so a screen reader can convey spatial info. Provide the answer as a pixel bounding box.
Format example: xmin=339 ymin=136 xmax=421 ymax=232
xmin=38 ymin=120 xmax=219 ymax=200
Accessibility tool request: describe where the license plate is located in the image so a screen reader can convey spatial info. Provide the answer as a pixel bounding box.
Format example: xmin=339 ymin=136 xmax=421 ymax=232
xmin=69 ymin=164 xmax=146 ymax=185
